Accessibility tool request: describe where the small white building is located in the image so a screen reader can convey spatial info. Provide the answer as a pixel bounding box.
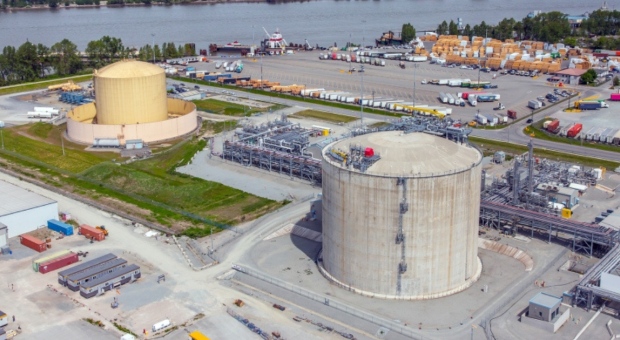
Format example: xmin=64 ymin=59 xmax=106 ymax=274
xmin=0 ymin=181 xmax=58 ymax=238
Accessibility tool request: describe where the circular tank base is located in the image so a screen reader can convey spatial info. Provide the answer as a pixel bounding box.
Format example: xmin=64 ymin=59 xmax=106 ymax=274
xmin=317 ymin=252 xmax=482 ymax=300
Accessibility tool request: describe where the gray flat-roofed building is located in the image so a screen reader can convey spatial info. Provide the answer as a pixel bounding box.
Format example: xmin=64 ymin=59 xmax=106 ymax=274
xmin=536 ymin=183 xmax=578 ymax=208
xmin=66 ymin=258 xmax=127 ymax=291
xmin=80 ymin=264 xmax=141 ymax=298
xmin=0 ymin=223 xmax=7 ymax=248
xmin=57 ymin=253 xmax=118 ymax=286
xmin=528 ymin=292 xmax=562 ymax=322
xmin=0 ymin=180 xmax=57 ymax=238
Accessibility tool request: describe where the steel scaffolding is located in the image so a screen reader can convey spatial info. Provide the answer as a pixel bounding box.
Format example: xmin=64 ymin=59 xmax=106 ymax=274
xmin=573 ymin=244 xmax=620 ymax=311
xmin=222 ymin=141 xmax=322 ymax=184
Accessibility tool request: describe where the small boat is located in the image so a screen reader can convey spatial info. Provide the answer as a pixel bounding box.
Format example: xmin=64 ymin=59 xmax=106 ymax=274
xmin=215 ymin=62 xmax=222 ymax=69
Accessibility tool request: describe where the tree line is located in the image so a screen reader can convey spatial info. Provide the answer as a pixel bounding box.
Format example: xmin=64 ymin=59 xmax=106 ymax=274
xmin=0 ymin=36 xmax=195 ymax=87
xmin=432 ymin=9 xmax=620 ymax=48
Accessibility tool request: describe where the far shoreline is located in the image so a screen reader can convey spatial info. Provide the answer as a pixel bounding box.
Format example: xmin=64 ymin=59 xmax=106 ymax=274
xmin=1 ymin=0 xmax=323 ymax=12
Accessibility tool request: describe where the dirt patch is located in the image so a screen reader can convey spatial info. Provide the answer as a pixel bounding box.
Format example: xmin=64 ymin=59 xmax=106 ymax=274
xmin=27 ymin=228 xmax=55 ymax=240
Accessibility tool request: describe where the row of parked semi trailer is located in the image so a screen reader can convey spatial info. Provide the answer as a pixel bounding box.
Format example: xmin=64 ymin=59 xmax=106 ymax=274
xmin=439 ymin=92 xmax=500 ymax=107
xmin=544 ymin=120 xmax=620 ymax=144
xmin=319 ymin=51 xmax=428 ymax=64
xmin=294 ymin=88 xmax=452 ymax=115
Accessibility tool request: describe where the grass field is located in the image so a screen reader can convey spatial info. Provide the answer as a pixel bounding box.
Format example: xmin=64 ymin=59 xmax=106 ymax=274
xmin=0 ymin=122 xmax=281 ymax=234
xmin=469 ymin=136 xmax=620 ymax=170
xmin=0 ymin=75 xmax=93 ymax=96
xmin=525 ymin=121 xmax=620 ymax=154
xmin=192 ymin=98 xmax=286 ymax=117
xmin=289 ymin=110 xmax=358 ymax=123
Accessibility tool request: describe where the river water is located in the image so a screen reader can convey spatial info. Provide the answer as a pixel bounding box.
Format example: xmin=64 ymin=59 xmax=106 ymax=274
xmin=0 ymin=0 xmax=597 ymax=50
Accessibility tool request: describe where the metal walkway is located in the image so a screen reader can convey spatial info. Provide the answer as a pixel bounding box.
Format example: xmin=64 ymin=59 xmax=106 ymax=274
xmin=480 ymin=200 xmax=618 ymax=256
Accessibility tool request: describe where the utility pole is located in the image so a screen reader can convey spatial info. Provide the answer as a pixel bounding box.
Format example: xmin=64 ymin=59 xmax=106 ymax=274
xmin=349 ymin=33 xmax=352 ymax=73
xmin=151 ymin=34 xmax=155 ymax=64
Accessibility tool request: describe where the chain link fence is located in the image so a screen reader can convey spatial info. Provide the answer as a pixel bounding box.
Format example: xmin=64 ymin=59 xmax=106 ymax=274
xmin=232 ymin=264 xmax=424 ymax=339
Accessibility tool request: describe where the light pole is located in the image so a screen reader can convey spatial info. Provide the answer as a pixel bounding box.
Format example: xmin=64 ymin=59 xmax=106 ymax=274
xmin=360 ymin=19 xmax=366 ymax=127
xmin=151 ymin=34 xmax=155 ymax=64
xmin=349 ymin=33 xmax=352 ymax=73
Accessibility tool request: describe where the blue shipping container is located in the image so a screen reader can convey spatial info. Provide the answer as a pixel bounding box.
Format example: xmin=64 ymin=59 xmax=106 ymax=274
xmin=47 ymin=219 xmax=74 ymax=236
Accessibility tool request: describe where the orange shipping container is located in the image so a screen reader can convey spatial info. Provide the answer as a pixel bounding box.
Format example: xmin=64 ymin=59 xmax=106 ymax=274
xmin=79 ymin=225 xmax=105 ymax=241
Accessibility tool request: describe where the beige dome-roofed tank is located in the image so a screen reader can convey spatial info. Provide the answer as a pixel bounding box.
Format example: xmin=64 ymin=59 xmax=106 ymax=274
xmin=94 ymin=60 xmax=168 ymax=125
xmin=320 ymin=131 xmax=483 ymax=299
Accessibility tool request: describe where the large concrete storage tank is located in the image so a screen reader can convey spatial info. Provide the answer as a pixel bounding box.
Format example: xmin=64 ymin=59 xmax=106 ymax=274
xmin=94 ymin=60 xmax=168 ymax=125
xmin=320 ymin=131 xmax=483 ymax=299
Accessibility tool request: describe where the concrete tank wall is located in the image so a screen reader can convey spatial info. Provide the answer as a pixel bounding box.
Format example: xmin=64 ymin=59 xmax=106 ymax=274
xmin=321 ymin=136 xmax=482 ymax=298
xmin=67 ymin=99 xmax=198 ymax=144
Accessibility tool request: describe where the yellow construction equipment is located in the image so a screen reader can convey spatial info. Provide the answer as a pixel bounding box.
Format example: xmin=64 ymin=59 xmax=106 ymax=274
xmin=331 ymin=149 xmax=348 ymax=162
xmin=96 ymin=225 xmax=108 ymax=236
xmin=393 ymin=104 xmax=445 ymax=119
xmin=47 ymin=80 xmax=82 ymax=92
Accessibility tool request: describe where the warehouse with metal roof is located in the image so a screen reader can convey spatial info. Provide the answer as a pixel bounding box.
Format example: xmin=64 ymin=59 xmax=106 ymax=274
xmin=0 ymin=180 xmax=57 ymax=238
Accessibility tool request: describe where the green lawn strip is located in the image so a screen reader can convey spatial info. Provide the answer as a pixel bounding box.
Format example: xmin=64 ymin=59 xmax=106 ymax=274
xmin=289 ymin=109 xmax=358 ymax=123
xmin=525 ymin=121 xmax=620 ymax=154
xmin=3 ymin=126 xmax=109 ymax=173
xmin=172 ymin=76 xmax=402 ymax=118
xmin=0 ymin=74 xmax=93 ymax=96
xmin=469 ymin=137 xmax=620 ymax=169
xmin=192 ymin=98 xmax=287 ymax=117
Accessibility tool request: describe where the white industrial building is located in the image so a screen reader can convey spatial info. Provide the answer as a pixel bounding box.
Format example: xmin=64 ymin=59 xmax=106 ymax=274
xmin=0 ymin=180 xmax=58 ymax=238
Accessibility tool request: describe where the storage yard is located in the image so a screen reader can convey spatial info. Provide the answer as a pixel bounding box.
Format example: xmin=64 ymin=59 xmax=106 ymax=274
xmin=2 ymin=29 xmax=620 ymax=340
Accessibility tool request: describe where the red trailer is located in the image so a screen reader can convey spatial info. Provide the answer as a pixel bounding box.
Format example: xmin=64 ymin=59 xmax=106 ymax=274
xmin=547 ymin=120 xmax=560 ymax=133
xmin=567 ymin=123 xmax=583 ymax=138
xmin=79 ymin=224 xmax=105 ymax=241
xmin=351 ymin=55 xmax=357 ymax=62
xmin=611 ymin=93 xmax=620 ymax=101
xmin=507 ymin=110 xmax=517 ymax=119
xmin=20 ymin=235 xmax=47 ymax=253
xmin=332 ymin=53 xmax=337 ymax=60
xmin=462 ymin=92 xmax=487 ymax=99
xmin=39 ymin=253 xmax=79 ymax=274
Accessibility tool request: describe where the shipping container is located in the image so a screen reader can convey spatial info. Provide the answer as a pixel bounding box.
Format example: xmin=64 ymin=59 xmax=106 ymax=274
xmin=507 ymin=110 xmax=517 ymax=119
xmin=546 ymin=120 xmax=560 ymax=133
xmin=79 ymin=224 xmax=105 ymax=241
xmin=33 ymin=249 xmax=72 ymax=271
xmin=39 ymin=253 xmax=79 ymax=274
xmin=567 ymin=123 xmax=583 ymax=138
xmin=47 ymin=219 xmax=74 ymax=236
xmin=20 ymin=234 xmax=46 ymax=253
xmin=577 ymin=102 xmax=602 ymax=110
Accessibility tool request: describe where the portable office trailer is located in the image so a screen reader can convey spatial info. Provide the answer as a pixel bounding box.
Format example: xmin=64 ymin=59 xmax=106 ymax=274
xmin=0 ymin=310 xmax=6 ymax=327
xmin=67 ymin=258 xmax=128 ymax=291
xmin=80 ymin=264 xmax=140 ymax=298
xmin=57 ymin=253 xmax=118 ymax=286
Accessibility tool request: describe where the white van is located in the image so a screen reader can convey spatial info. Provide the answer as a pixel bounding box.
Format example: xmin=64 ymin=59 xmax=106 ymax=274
xmin=152 ymin=319 xmax=171 ymax=332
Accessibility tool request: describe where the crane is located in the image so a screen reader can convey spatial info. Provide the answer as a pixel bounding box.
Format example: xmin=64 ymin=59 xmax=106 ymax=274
xmin=393 ymin=104 xmax=445 ymax=119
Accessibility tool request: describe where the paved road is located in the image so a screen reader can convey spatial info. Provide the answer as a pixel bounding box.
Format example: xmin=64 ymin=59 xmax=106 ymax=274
xmin=0 ymin=74 xmax=91 ymax=89
xmin=173 ymin=79 xmax=620 ymax=163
